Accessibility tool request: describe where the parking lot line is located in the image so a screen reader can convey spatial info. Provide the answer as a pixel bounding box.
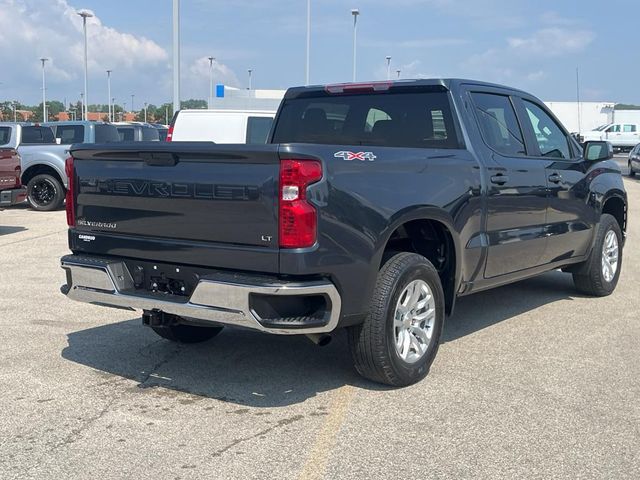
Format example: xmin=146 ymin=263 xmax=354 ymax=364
xmin=297 ymin=385 xmax=357 ymax=480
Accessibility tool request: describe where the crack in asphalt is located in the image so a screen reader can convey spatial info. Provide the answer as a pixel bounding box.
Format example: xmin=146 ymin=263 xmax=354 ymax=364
xmin=211 ymin=414 xmax=305 ymax=458
xmin=136 ymin=342 xmax=183 ymax=388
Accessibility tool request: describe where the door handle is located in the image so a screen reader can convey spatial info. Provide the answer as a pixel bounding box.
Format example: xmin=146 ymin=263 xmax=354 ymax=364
xmin=548 ymin=173 xmax=562 ymax=183
xmin=490 ymin=173 xmax=509 ymax=185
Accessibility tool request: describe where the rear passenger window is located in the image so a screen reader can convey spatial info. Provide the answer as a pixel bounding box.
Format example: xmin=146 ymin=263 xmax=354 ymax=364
xmin=522 ymin=100 xmax=571 ymax=159
xmin=246 ymin=117 xmax=274 ymax=144
xmin=0 ymin=127 xmax=10 ymax=145
xmin=623 ymin=124 xmax=636 ymax=133
xmin=21 ymin=126 xmax=56 ymax=144
xmin=471 ymin=92 xmax=526 ymax=156
xmin=56 ymin=125 xmax=84 ymax=144
xmin=141 ymin=127 xmax=159 ymax=141
xmin=364 ymin=108 xmax=391 ymax=132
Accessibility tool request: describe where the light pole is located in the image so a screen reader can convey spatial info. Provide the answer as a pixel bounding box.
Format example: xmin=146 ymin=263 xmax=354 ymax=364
xmin=112 ymin=97 xmax=115 ymax=121
xmin=166 ymin=105 xmax=169 ymax=124
xmin=77 ymin=10 xmax=93 ymax=121
xmin=385 ymin=56 xmax=391 ymax=80
xmin=351 ymin=8 xmax=359 ymax=82
xmin=396 ymin=69 xmax=401 ymax=79
xmin=247 ymin=69 xmax=253 ymax=90
xmin=305 ymin=0 xmax=311 ymax=85
xmin=131 ymin=94 xmax=135 ymax=115
xmin=39 ymin=57 xmax=48 ymax=121
xmin=172 ymin=0 xmax=180 ymax=113
xmin=144 ymin=102 xmax=148 ymax=123
xmin=208 ymin=56 xmax=215 ymax=108
xmin=12 ymin=101 xmax=17 ymax=122
xmin=80 ymin=92 xmax=84 ymax=121
xmin=106 ymin=70 xmax=112 ymax=121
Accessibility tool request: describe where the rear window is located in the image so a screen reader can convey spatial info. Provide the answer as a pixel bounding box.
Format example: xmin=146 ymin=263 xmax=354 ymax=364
xmin=246 ymin=116 xmax=273 ymax=144
xmin=94 ymin=124 xmax=121 ymax=143
xmin=117 ymin=127 xmax=135 ymax=142
xmin=156 ymin=128 xmax=168 ymax=141
xmin=21 ymin=126 xmax=56 ymax=144
xmin=0 ymin=127 xmax=10 ymax=146
xmin=55 ymin=125 xmax=85 ymax=144
xmin=272 ymin=90 xmax=461 ymax=149
xmin=141 ymin=127 xmax=159 ymax=141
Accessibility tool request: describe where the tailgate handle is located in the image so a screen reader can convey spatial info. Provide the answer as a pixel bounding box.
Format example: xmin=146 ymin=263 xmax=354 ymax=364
xmin=140 ymin=152 xmax=177 ymax=166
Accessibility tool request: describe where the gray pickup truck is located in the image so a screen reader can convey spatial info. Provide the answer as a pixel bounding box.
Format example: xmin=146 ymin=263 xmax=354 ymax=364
xmin=0 ymin=122 xmax=119 ymax=210
xmin=60 ymin=79 xmax=627 ymax=386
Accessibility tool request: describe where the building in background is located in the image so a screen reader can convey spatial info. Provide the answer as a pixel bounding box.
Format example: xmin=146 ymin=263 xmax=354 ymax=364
xmin=544 ymin=101 xmax=615 ymax=133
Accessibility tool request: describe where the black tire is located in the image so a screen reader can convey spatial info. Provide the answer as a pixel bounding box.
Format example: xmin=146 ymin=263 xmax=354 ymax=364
xmin=629 ymin=162 xmax=636 ymax=177
xmin=572 ymin=214 xmax=622 ymax=296
xmin=27 ymin=173 xmax=65 ymax=211
xmin=151 ymin=324 xmax=223 ymax=343
xmin=348 ymin=252 xmax=445 ymax=387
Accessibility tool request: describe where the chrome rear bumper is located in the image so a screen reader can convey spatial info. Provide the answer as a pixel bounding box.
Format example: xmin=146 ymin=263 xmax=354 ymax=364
xmin=60 ymin=255 xmax=341 ymax=335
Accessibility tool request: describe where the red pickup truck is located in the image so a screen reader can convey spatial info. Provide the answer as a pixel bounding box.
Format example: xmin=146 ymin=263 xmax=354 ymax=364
xmin=0 ymin=135 xmax=26 ymax=206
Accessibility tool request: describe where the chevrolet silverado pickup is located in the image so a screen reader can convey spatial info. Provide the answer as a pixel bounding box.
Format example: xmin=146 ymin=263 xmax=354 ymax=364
xmin=60 ymin=79 xmax=627 ymax=386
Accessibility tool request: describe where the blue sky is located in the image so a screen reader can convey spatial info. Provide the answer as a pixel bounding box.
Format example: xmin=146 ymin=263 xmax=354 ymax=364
xmin=0 ymin=0 xmax=635 ymax=107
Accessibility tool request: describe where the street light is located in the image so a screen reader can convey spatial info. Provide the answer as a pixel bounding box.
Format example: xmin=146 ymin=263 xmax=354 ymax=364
xmin=385 ymin=56 xmax=391 ymax=80
xmin=39 ymin=57 xmax=49 ymax=121
xmin=208 ymin=56 xmax=215 ymax=108
xmin=396 ymin=69 xmax=401 ymax=79
xmin=80 ymin=92 xmax=84 ymax=121
xmin=77 ymin=9 xmax=93 ymax=121
xmin=247 ymin=69 xmax=253 ymax=90
xmin=172 ymin=0 xmax=180 ymax=113
xmin=106 ymin=70 xmax=112 ymax=121
xmin=351 ymin=8 xmax=359 ymax=82
xmin=305 ymin=0 xmax=311 ymax=85
xmin=131 ymin=94 xmax=135 ymax=114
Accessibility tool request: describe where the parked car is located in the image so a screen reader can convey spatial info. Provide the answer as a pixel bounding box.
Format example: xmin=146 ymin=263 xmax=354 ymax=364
xmin=149 ymin=123 xmax=169 ymax=141
xmin=44 ymin=121 xmax=120 ymax=145
xmin=628 ymin=143 xmax=640 ymax=177
xmin=0 ymin=126 xmax=26 ymax=207
xmin=167 ymin=109 xmax=275 ymax=143
xmin=0 ymin=123 xmax=69 ymax=210
xmin=61 ymin=79 xmax=627 ymax=387
xmin=581 ymin=122 xmax=640 ymax=151
xmin=113 ymin=122 xmax=160 ymax=142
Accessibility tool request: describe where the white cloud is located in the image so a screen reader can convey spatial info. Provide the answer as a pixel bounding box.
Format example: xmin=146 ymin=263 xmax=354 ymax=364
xmin=507 ymin=28 xmax=594 ymax=56
xmin=0 ymin=0 xmax=241 ymax=106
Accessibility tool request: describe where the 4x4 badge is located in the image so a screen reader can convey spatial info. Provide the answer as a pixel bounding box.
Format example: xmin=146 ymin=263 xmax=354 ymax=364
xmin=334 ymin=151 xmax=376 ymax=161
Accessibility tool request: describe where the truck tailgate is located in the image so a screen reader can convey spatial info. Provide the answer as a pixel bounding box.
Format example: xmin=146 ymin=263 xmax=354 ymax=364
xmin=70 ymin=143 xmax=280 ymax=271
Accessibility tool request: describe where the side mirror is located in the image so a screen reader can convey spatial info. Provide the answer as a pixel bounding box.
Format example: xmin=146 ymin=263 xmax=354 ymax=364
xmin=583 ymin=141 xmax=613 ymax=161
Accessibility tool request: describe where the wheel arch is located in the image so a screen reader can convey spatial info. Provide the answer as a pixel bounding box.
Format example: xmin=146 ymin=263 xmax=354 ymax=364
xmin=375 ymin=207 xmax=462 ymax=316
xmin=21 ymin=162 xmax=66 ymax=190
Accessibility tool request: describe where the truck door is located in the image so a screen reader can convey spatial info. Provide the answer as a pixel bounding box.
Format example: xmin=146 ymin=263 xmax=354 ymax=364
xmin=468 ymin=91 xmax=549 ymax=278
xmin=604 ymin=124 xmax=621 ymax=145
xmin=516 ymin=98 xmax=595 ymax=263
xmin=621 ymin=124 xmax=639 ymax=148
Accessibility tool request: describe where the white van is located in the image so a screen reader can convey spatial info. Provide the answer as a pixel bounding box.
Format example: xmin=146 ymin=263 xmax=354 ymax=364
xmin=167 ymin=109 xmax=276 ymax=144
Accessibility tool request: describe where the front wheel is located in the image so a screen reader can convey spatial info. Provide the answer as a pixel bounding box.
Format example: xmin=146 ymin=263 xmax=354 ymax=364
xmin=629 ymin=162 xmax=636 ymax=177
xmin=348 ymin=252 xmax=445 ymax=387
xmin=26 ymin=174 xmax=65 ymax=211
xmin=573 ymin=214 xmax=622 ymax=296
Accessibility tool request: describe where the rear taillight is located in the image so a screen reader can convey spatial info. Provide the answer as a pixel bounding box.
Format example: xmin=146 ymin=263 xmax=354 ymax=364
xmin=65 ymin=156 xmax=75 ymax=227
xmin=279 ymin=159 xmax=322 ymax=248
xmin=166 ymin=124 xmax=174 ymax=141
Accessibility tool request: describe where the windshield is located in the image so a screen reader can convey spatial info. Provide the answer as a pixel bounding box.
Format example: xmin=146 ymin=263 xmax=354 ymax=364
xmin=594 ymin=124 xmax=611 ymax=131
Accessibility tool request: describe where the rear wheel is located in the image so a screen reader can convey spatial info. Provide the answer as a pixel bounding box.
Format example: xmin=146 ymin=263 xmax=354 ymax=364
xmin=348 ymin=252 xmax=445 ymax=387
xmin=27 ymin=174 xmax=65 ymax=211
xmin=572 ymin=214 xmax=622 ymax=296
xmin=629 ymin=161 xmax=636 ymax=177
xmin=151 ymin=324 xmax=223 ymax=343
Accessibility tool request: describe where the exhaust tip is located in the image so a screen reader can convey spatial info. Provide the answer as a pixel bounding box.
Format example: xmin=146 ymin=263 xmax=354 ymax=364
xmin=306 ymin=333 xmax=332 ymax=347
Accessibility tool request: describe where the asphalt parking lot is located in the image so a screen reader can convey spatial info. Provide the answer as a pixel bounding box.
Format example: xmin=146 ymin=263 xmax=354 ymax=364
xmin=1 ymin=172 xmax=638 ymax=480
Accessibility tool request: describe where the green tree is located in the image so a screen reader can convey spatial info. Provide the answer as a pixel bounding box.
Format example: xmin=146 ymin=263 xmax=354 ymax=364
xmin=181 ymin=99 xmax=207 ymax=109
